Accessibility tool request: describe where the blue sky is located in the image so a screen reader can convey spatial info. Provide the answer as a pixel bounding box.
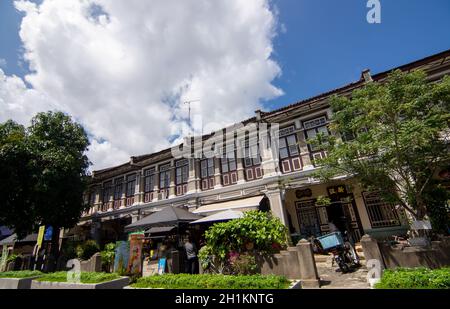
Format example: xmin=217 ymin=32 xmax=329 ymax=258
xmin=1 ymin=0 xmax=449 ymax=111
xmin=0 ymin=0 xmax=449 ymax=168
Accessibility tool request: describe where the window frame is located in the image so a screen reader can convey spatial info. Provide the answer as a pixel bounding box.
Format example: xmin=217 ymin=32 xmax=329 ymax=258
xmin=220 ymin=148 xmax=237 ymax=173
xmin=159 ymin=163 xmax=171 ymax=189
xmin=279 ymin=133 xmax=299 ymax=159
xmin=143 ymin=167 xmax=155 ymax=193
xmin=175 ymin=159 xmax=189 ymax=185
xmin=125 ymin=173 xmax=136 ymax=197
xmin=243 ymin=138 xmax=261 ymax=168
xmin=200 ymin=158 xmax=215 ymax=179
xmin=113 ymin=177 xmax=124 ymax=201
xmin=102 ymin=181 xmax=113 ymax=203
xmin=303 ymin=116 xmax=330 ymax=152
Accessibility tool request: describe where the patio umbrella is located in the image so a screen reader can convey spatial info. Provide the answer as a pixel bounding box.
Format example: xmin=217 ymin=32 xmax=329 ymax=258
xmin=124 ymin=206 xmax=203 ymax=232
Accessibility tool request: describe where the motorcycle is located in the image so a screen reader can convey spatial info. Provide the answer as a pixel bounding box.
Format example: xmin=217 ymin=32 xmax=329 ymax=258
xmin=315 ymin=231 xmax=360 ymax=273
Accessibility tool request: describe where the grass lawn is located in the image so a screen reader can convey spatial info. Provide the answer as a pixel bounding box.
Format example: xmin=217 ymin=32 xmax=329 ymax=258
xmin=376 ymin=267 xmax=450 ymax=289
xmin=0 ymin=270 xmax=43 ymax=278
xmin=36 ymin=271 xmax=120 ymax=284
xmin=131 ymin=274 xmax=290 ymax=289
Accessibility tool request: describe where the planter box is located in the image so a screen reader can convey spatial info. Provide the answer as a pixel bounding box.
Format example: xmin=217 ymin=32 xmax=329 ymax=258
xmin=0 ymin=276 xmax=41 ymax=289
xmin=31 ymin=277 xmax=129 ymax=289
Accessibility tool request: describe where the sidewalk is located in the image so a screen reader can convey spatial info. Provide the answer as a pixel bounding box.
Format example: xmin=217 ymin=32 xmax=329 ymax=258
xmin=317 ymin=264 xmax=370 ymax=289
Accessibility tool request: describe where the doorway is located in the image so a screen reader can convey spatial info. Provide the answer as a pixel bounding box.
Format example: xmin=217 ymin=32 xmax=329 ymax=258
xmin=326 ymin=185 xmax=363 ymax=243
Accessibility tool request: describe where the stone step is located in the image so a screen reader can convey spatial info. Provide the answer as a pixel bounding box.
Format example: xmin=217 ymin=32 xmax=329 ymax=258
xmin=314 ymin=254 xmax=331 ymax=263
xmin=315 ymin=252 xmax=365 ymax=261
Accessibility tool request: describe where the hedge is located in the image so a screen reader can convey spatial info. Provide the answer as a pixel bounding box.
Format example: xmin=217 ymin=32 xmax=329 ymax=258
xmin=131 ymin=274 xmax=290 ymax=289
xmin=0 ymin=270 xmax=42 ymax=278
xmin=36 ymin=271 xmax=120 ymax=284
xmin=376 ymin=267 xmax=450 ymax=289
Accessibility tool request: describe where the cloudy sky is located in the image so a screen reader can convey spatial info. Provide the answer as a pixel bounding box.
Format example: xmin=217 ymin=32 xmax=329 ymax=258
xmin=1 ymin=0 xmax=449 ymax=170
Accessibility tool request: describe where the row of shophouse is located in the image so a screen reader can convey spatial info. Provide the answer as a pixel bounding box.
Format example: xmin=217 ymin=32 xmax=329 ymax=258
xmin=73 ymin=49 xmax=450 ymax=246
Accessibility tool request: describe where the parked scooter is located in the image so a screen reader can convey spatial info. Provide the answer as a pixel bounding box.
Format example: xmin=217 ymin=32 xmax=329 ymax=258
xmin=315 ymin=231 xmax=360 ymax=273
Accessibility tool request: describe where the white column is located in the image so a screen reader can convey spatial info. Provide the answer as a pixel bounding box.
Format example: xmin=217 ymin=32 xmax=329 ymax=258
xmin=265 ymin=186 xmax=288 ymax=226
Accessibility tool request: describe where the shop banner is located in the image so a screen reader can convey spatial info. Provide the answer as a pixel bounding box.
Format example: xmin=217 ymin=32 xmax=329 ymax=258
xmin=113 ymin=241 xmax=129 ymax=274
xmin=44 ymin=226 xmax=53 ymax=241
xmin=127 ymin=233 xmax=144 ymax=275
xmin=37 ymin=225 xmax=45 ymax=248
xmin=158 ymin=258 xmax=166 ymax=275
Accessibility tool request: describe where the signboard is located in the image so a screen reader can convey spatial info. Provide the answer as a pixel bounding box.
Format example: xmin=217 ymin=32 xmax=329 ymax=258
xmin=127 ymin=233 xmax=144 ymax=275
xmin=327 ymin=185 xmax=347 ymax=197
xmin=37 ymin=225 xmax=46 ymax=248
xmin=113 ymin=241 xmax=129 ymax=274
xmin=157 ymin=258 xmax=166 ymax=275
xmin=44 ymin=226 xmax=53 ymax=241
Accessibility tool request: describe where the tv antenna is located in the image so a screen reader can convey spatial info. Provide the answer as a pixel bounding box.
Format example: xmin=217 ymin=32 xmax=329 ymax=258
xmin=183 ymin=99 xmax=200 ymax=132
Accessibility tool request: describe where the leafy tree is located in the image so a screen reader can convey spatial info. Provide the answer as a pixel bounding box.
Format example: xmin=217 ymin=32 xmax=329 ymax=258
xmin=0 ymin=120 xmax=38 ymax=234
xmin=312 ymin=70 xmax=450 ymax=223
xmin=0 ymin=111 xmax=90 ymax=270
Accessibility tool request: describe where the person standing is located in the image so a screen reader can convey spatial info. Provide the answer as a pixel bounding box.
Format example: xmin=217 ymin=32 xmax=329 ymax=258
xmin=183 ymin=236 xmax=198 ymax=274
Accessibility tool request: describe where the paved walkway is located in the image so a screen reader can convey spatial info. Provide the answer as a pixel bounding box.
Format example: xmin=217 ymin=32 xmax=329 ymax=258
xmin=316 ymin=261 xmax=370 ymax=289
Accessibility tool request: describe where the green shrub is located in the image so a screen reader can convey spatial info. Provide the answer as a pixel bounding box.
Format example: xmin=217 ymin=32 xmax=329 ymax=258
xmin=100 ymin=242 xmax=116 ymax=272
xmin=131 ymin=274 xmax=290 ymax=289
xmin=6 ymin=254 xmax=21 ymax=263
xmin=200 ymin=210 xmax=288 ymax=274
xmin=0 ymin=270 xmax=42 ymax=278
xmin=376 ymin=267 xmax=450 ymax=289
xmin=76 ymin=240 xmax=100 ymax=260
xmin=36 ymin=271 xmax=120 ymax=284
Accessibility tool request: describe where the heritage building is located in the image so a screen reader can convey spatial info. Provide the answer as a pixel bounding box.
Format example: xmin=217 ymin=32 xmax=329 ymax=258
xmin=73 ymin=49 xmax=450 ymax=245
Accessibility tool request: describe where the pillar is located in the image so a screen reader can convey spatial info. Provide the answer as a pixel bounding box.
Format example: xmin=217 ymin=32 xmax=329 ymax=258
xmin=153 ymin=167 xmax=159 ymax=202
xmin=280 ymin=249 xmax=301 ymax=279
xmin=360 ymin=234 xmax=385 ymax=270
xmin=169 ymin=160 xmax=176 ymax=199
xmin=265 ymin=187 xmax=288 ymax=226
xmin=296 ymin=239 xmax=320 ymax=288
xmin=260 ymin=131 xmax=279 ymax=178
xmin=213 ymin=157 xmax=222 ymax=189
xmin=236 ymin=158 xmax=246 ymax=184
xmin=297 ymin=130 xmax=313 ymax=170
xmin=135 ymin=171 xmax=143 ymax=204
xmin=90 ymin=220 xmax=102 ymax=246
xmin=187 ymin=158 xmax=197 ymax=194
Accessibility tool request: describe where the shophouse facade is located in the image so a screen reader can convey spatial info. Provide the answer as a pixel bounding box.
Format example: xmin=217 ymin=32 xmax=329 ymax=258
xmin=73 ymin=49 xmax=450 ymax=245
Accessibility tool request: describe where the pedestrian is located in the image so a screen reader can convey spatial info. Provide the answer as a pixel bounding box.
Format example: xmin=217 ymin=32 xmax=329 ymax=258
xmin=183 ymin=236 xmax=198 ymax=274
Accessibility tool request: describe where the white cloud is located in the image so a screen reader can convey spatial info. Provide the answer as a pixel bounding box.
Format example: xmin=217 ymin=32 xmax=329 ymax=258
xmin=1 ymin=0 xmax=282 ymax=170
